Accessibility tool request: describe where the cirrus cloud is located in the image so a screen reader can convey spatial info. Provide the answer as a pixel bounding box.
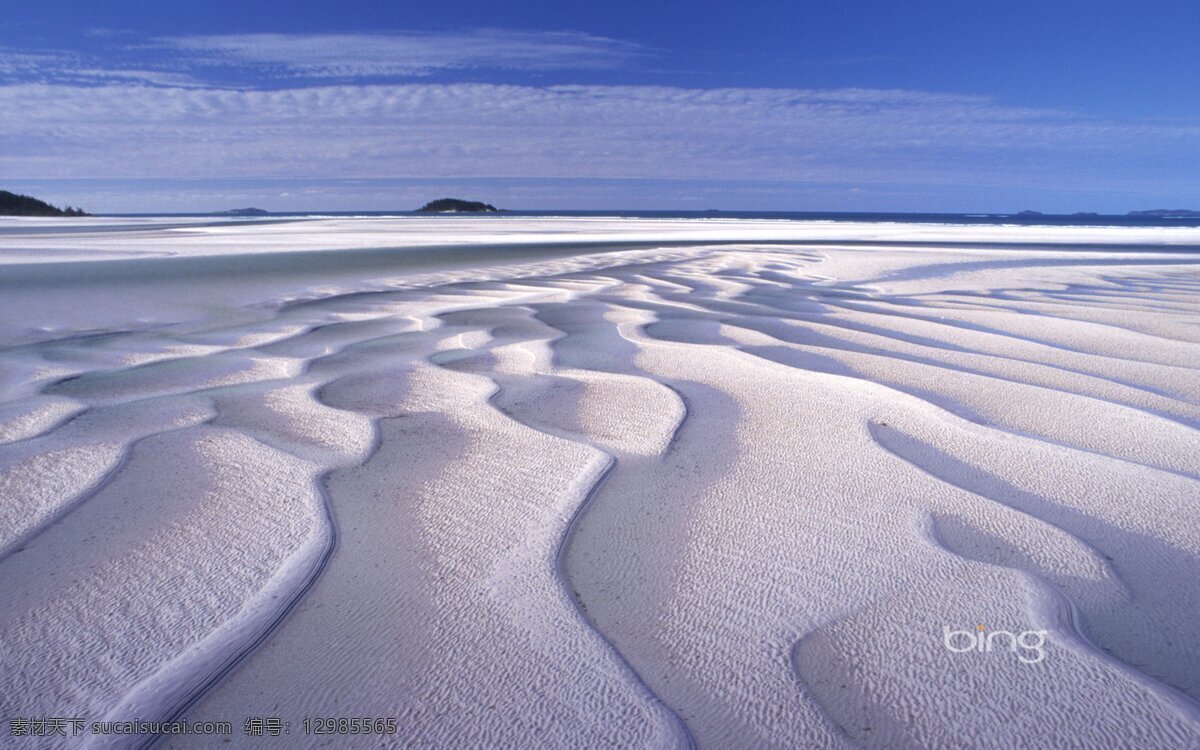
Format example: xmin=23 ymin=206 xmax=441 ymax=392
xmin=1 ymin=81 xmax=1196 ymax=191
xmin=154 ymin=29 xmax=644 ymax=78
xmin=1 ymin=30 xmax=1197 ymax=209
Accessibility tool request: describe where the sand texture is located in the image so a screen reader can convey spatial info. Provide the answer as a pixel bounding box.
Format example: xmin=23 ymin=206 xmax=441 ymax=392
xmin=1 ymin=216 xmax=1198 ymax=748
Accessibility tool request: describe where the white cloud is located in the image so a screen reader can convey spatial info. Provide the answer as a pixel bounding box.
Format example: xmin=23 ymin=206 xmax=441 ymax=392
xmin=0 ymin=81 xmax=1196 ymax=195
xmin=3 ymin=31 xmax=1193 ymax=210
xmin=155 ymin=30 xmax=642 ymax=78
xmin=59 ymin=68 xmax=207 ymax=87
xmin=0 ymin=46 xmax=206 ymax=87
xmin=0 ymin=48 xmax=74 ymax=76
xmin=2 ymin=29 xmax=639 ymax=88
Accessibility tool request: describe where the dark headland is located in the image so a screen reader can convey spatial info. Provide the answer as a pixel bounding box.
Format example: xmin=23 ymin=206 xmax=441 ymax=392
xmin=416 ymin=198 xmax=499 ymax=213
xmin=0 ymin=190 xmax=87 ymax=216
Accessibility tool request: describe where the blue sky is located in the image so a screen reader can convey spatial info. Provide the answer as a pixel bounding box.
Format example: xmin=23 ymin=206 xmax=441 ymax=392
xmin=2 ymin=0 xmax=1197 ymax=213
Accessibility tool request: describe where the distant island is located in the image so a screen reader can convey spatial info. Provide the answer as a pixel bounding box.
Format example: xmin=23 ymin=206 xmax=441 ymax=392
xmin=1013 ymin=209 xmax=1200 ymax=218
xmin=417 ymin=198 xmax=498 ymax=213
xmin=1127 ymin=209 xmax=1200 ymax=218
xmin=0 ymin=190 xmax=87 ymax=216
xmin=219 ymin=207 xmax=270 ymax=217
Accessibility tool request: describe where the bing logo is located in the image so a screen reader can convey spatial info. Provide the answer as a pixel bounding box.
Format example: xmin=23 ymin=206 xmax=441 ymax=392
xmin=943 ymin=624 xmax=1048 ymax=664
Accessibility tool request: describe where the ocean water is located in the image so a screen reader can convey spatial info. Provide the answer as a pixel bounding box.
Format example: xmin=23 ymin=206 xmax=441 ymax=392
xmin=108 ymin=209 xmax=1200 ymax=228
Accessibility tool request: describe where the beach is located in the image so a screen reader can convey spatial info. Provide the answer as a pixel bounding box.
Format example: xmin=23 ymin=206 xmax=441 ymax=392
xmin=1 ymin=215 xmax=1199 ymax=748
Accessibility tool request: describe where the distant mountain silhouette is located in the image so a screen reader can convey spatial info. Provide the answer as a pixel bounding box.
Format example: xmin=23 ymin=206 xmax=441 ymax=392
xmin=1127 ymin=209 xmax=1200 ymax=217
xmin=1017 ymin=210 xmax=1044 ymax=216
xmin=416 ymin=198 xmax=498 ymax=213
xmin=0 ymin=190 xmax=87 ymax=216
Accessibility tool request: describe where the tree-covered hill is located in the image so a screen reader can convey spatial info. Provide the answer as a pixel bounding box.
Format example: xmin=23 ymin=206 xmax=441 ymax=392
xmin=416 ymin=198 xmax=498 ymax=213
xmin=0 ymin=190 xmax=87 ymax=216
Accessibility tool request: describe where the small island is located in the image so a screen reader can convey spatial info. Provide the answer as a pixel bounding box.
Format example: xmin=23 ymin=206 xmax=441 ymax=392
xmin=0 ymin=190 xmax=87 ymax=216
xmin=1127 ymin=209 xmax=1200 ymax=218
xmin=416 ymin=198 xmax=498 ymax=213
xmin=219 ymin=207 xmax=270 ymax=217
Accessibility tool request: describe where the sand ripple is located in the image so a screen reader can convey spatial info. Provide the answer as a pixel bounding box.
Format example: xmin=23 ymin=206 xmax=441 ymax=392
xmin=0 ymin=218 xmax=1198 ymax=748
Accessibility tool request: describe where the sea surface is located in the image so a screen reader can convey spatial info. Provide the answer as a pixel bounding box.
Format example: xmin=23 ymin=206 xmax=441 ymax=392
xmin=105 ymin=209 xmax=1200 ymax=228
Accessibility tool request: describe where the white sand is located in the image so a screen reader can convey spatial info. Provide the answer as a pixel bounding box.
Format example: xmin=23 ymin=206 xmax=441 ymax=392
xmin=0 ymin=216 xmax=1198 ymax=748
